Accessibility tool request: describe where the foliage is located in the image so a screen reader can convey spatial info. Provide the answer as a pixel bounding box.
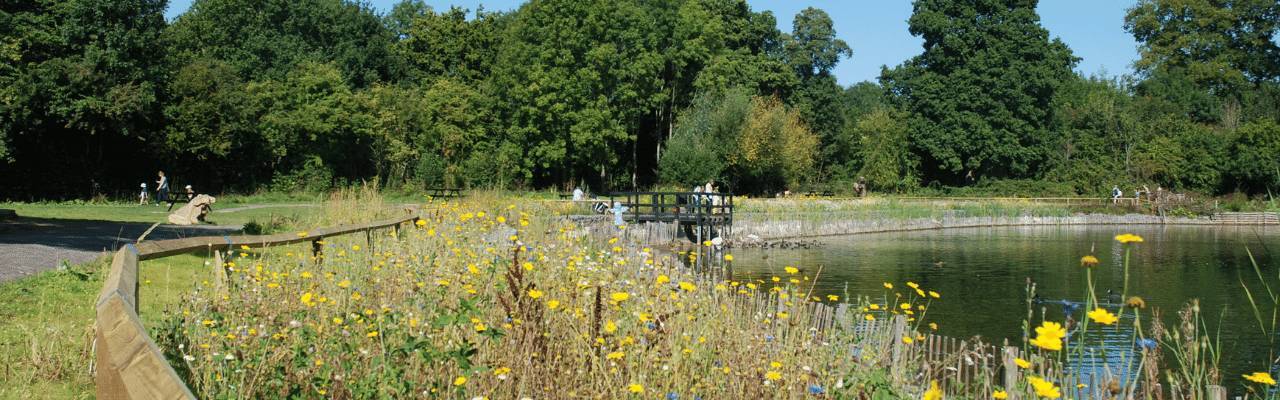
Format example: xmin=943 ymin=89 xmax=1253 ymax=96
xmin=883 ymin=0 xmax=1079 ymax=183
xmin=657 ymin=88 xmax=751 ymax=186
xmin=1228 ymin=119 xmax=1280 ymax=194
xmin=855 ymin=108 xmax=916 ymax=192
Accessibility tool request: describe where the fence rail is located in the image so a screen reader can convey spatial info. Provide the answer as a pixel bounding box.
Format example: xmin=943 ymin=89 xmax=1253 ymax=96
xmin=94 ymin=212 xmax=419 ymax=399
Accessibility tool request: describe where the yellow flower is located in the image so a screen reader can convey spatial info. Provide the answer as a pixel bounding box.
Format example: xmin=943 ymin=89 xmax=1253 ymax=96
xmin=1027 ymin=376 xmax=1061 ymax=399
xmin=656 ymin=274 xmax=670 ymax=284
xmin=923 ymin=380 xmax=942 ymax=400
xmin=1126 ymin=296 xmax=1146 ymax=309
xmin=902 ymin=336 xmax=914 ymax=345
xmin=907 ymin=281 xmax=919 ymax=289
xmin=869 ymin=304 xmax=881 ymax=310
xmin=724 ymin=254 xmax=734 ymax=261
xmin=546 ymin=300 xmax=560 ymax=309
xmin=1029 ymin=321 xmax=1066 ymax=351
xmin=1244 ymin=372 xmax=1277 ymax=385
xmin=1015 ymin=357 xmax=1031 ymax=369
xmin=784 ymin=266 xmax=799 ymax=274
xmin=627 ymin=383 xmax=644 ymax=393
xmin=606 ymin=351 xmax=625 ymax=360
xmin=1114 ymin=233 xmax=1144 ymax=244
xmin=993 ymin=390 xmax=1008 ymax=399
xmin=300 ymin=292 xmax=315 ymax=306
xmin=605 ymin=320 xmax=618 ymax=333
xmin=928 ymin=322 xmax=938 ymax=330
xmin=1087 ymin=308 xmax=1118 ymax=325
xmin=296 ymin=231 xmax=308 ymax=237
xmin=678 ymin=282 xmax=697 ymax=292
xmin=493 ymin=367 xmax=511 ymax=376
xmin=610 ymin=292 xmax=630 ymax=302
xmin=827 ymin=294 xmax=839 ymax=301
xmin=414 ymin=219 xmax=427 ymax=226
xmin=928 ymin=291 xmax=940 ymax=298
xmin=366 ymin=331 xmax=379 ymax=338
xmin=527 ymin=289 xmax=544 ymax=299
xmin=453 ymin=376 xmax=467 ymax=386
xmin=765 ymin=371 xmax=782 ymax=381
xmin=900 ymin=302 xmax=911 ymax=310
xmin=1080 ymin=255 xmax=1099 ymax=267
xmin=883 ymin=282 xmax=893 ymax=289
xmin=474 ymin=323 xmax=487 ymax=332
xmin=332 ymin=317 xmax=344 ymax=325
xmin=864 ymin=314 xmax=875 ymax=321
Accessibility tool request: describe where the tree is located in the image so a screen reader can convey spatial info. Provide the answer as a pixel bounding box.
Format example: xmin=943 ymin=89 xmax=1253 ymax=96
xmin=1125 ymin=0 xmax=1280 ymax=96
xmin=856 ymin=107 xmax=916 ymax=192
xmin=657 ymin=88 xmax=753 ymax=186
xmin=730 ymin=96 xmax=818 ymax=193
xmin=166 ymin=0 xmax=395 ymax=87
xmin=785 ymin=8 xmax=852 ymax=179
xmin=883 ymin=0 xmax=1079 ymax=183
xmin=1229 ymin=119 xmax=1280 ymax=194
xmin=0 ymin=0 xmax=168 ymax=197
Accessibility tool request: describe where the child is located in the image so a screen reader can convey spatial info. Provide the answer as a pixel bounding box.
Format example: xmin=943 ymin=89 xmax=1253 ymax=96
xmin=139 ymin=183 xmax=149 ymax=205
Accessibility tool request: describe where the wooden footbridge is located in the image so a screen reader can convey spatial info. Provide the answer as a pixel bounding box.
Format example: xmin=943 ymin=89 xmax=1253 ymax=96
xmin=605 ymin=191 xmax=734 ymax=243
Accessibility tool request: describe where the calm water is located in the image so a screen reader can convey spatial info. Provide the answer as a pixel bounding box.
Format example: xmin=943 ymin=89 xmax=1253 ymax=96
xmin=730 ymin=225 xmax=1280 ymax=387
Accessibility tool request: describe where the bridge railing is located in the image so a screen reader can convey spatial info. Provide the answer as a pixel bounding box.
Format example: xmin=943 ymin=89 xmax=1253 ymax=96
xmin=94 ymin=212 xmax=419 ymax=399
xmin=607 ymin=191 xmax=735 ymax=223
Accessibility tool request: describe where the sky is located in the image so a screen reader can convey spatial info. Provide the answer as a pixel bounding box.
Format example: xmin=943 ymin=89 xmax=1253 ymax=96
xmin=163 ymin=0 xmax=1140 ymax=86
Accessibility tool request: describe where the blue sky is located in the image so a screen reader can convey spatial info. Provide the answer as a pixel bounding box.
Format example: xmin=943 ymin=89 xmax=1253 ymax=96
xmin=163 ymin=0 xmax=1139 ymax=86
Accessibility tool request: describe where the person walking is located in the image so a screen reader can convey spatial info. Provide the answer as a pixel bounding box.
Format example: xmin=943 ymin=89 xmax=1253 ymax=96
xmin=155 ymin=171 xmax=169 ymax=206
xmin=1111 ymin=185 xmax=1122 ymax=205
xmin=139 ymin=183 xmax=149 ymax=205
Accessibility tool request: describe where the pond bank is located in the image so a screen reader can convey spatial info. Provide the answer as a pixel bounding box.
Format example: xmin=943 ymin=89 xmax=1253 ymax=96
xmin=734 ymin=213 xmax=1274 ymax=241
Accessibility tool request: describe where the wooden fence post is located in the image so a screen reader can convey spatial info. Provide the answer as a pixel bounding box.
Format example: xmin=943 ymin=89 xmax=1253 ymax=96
xmin=1002 ymin=346 xmax=1021 ymax=400
xmin=212 ymin=248 xmax=228 ymax=297
xmin=312 ymin=239 xmax=323 ymax=264
xmin=1206 ymin=385 xmax=1226 ymax=400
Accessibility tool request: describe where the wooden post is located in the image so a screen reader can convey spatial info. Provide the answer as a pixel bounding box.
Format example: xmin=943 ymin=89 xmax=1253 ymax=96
xmin=1206 ymin=385 xmax=1226 ymax=400
xmin=1002 ymin=346 xmax=1021 ymax=400
xmin=212 ymin=249 xmax=228 ymax=297
xmin=890 ymin=315 xmax=907 ymax=372
xmin=311 ymin=239 xmax=323 ymax=264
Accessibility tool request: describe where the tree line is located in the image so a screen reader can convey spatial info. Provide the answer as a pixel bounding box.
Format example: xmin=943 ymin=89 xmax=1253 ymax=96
xmin=1 ymin=0 xmax=1277 ymax=199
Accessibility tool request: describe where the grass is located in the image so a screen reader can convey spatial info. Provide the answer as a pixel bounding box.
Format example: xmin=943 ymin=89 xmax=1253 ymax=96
xmin=0 ymin=252 xmax=214 ymax=399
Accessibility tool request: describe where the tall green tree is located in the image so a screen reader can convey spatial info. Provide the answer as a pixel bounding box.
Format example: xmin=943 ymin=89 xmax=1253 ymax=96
xmin=1125 ymin=0 xmax=1280 ymax=97
xmin=883 ymin=0 xmax=1079 ymax=183
xmin=786 ymin=7 xmax=853 ymax=180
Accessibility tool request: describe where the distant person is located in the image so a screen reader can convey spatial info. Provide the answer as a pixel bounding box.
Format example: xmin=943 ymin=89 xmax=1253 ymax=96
xmin=1111 ymin=185 xmax=1122 ymax=205
xmin=854 ymin=176 xmax=868 ymax=197
xmin=184 ymin=184 xmax=195 ymax=201
xmin=139 ymin=183 xmax=148 ymax=205
xmin=572 ymin=186 xmax=584 ymax=201
xmin=155 ymin=171 xmax=169 ymax=206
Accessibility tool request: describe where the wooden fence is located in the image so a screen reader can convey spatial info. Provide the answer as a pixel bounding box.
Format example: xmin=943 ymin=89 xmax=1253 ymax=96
xmin=93 ymin=212 xmax=419 ymax=399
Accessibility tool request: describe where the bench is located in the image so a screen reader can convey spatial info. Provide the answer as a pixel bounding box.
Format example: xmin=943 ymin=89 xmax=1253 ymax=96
xmin=426 ymin=188 xmax=463 ymax=198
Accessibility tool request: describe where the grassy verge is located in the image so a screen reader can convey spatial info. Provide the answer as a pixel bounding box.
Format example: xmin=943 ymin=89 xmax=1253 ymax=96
xmin=0 ymin=252 xmax=215 ymax=399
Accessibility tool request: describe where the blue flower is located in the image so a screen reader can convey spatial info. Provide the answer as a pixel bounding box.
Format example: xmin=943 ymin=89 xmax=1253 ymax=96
xmin=666 ymin=393 xmax=679 ymax=400
xmin=646 ymin=322 xmax=657 ymax=330
xmin=808 ymin=384 xmax=825 ymax=395
xmin=765 ymin=334 xmax=775 ymax=342
xmin=1136 ymin=338 xmax=1157 ymax=350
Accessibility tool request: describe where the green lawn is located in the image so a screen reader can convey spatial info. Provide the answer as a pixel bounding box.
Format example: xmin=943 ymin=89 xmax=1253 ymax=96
xmin=0 ymin=252 xmax=218 ymax=399
xmin=0 ymin=201 xmax=322 ymax=228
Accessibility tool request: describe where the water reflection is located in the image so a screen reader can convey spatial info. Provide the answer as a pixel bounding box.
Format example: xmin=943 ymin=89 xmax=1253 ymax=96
xmin=728 ymin=224 xmax=1280 ymax=388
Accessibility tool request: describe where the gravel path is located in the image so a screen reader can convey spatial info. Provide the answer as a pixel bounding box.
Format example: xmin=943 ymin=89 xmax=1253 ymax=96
xmin=0 ymin=218 xmax=240 ymax=283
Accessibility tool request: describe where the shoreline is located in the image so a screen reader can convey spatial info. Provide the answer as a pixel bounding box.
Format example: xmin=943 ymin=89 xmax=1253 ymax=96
xmin=733 ymin=213 xmax=1276 ymax=241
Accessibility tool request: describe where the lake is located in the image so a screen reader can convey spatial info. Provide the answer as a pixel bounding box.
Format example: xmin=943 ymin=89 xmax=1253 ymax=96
xmin=729 ymin=224 xmax=1280 ymax=388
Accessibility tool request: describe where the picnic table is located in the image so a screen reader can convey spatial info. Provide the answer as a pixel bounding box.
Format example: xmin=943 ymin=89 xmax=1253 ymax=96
xmin=426 ymin=188 xmax=463 ymax=198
